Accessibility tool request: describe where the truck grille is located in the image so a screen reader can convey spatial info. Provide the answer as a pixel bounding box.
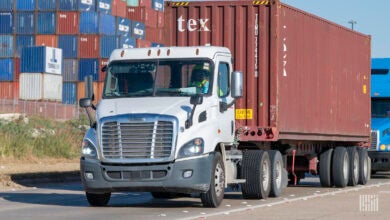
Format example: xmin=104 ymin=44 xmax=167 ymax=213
xmin=101 ymin=120 xmax=174 ymax=160
xmin=371 ymin=130 xmax=379 ymax=150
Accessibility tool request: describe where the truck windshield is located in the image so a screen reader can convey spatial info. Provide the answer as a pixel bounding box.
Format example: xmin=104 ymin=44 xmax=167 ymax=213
xmin=372 ymin=98 xmax=390 ymax=118
xmin=103 ymin=59 xmax=213 ymax=98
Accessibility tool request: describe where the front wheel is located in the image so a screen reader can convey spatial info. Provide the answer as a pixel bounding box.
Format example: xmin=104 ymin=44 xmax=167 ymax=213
xmin=200 ymin=152 xmax=225 ymax=207
xmin=86 ymin=192 xmax=111 ymax=206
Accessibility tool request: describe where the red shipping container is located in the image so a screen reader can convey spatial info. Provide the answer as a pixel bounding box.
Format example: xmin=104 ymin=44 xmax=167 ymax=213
xmin=126 ymin=6 xmax=143 ymax=21
xmin=145 ymin=27 xmax=163 ymax=43
xmin=139 ymin=0 xmax=151 ymax=8
xmin=144 ymin=7 xmax=158 ymax=28
xmin=36 ymin=35 xmax=58 ymax=47
xmin=98 ymin=58 xmax=109 ymax=82
xmin=79 ymin=35 xmax=100 ymax=58
xmin=157 ymin=11 xmax=164 ymax=28
xmin=112 ymin=0 xmax=127 ymax=18
xmin=0 ymin=82 xmax=19 ymax=100
xmin=14 ymin=58 xmax=20 ymax=82
xmin=136 ymin=39 xmax=151 ymax=48
xmin=57 ymin=12 xmax=79 ymax=35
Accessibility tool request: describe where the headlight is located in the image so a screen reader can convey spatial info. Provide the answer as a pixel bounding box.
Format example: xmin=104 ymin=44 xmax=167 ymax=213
xmin=178 ymin=138 xmax=204 ymax=158
xmin=82 ymin=139 xmax=97 ymax=158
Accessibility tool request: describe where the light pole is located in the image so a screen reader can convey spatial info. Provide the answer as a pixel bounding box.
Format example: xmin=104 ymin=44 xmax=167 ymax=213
xmin=348 ymin=20 xmax=357 ymax=30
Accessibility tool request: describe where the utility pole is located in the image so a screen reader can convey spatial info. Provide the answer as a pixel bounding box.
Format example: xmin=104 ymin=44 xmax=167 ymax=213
xmin=348 ymin=20 xmax=357 ymax=30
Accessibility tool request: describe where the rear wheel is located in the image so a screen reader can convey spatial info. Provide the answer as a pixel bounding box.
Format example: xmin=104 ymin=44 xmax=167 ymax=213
xmin=358 ymin=148 xmax=369 ymax=185
xmin=347 ymin=147 xmax=359 ymax=186
xmin=241 ymin=150 xmax=271 ymax=199
xmin=86 ymin=192 xmax=111 ymax=206
xmin=319 ymin=148 xmax=333 ymax=187
xmin=332 ymin=147 xmax=349 ymax=188
xmin=268 ymin=150 xmax=284 ymax=197
xmin=200 ymin=152 xmax=225 ymax=207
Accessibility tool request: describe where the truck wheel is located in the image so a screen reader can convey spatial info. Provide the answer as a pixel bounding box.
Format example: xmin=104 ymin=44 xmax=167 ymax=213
xmin=241 ymin=150 xmax=271 ymax=199
xmin=268 ymin=150 xmax=284 ymax=197
xmin=319 ymin=148 xmax=333 ymax=187
xmin=200 ymin=152 xmax=225 ymax=207
xmin=347 ymin=147 xmax=359 ymax=186
xmin=151 ymin=192 xmax=178 ymax=199
xmin=332 ymin=147 xmax=350 ymax=188
xmin=86 ymin=192 xmax=111 ymax=206
xmin=358 ymin=148 xmax=369 ymax=185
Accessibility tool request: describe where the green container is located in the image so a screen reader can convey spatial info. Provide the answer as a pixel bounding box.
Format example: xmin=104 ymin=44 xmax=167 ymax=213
xmin=126 ymin=0 xmax=139 ymax=6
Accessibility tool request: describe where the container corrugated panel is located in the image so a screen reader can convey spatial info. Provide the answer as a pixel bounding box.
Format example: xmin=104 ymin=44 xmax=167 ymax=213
xmin=77 ymin=81 xmax=103 ymax=105
xmin=145 ymin=27 xmax=163 ymax=43
xmin=21 ymin=46 xmax=63 ymax=74
xmin=0 ymin=13 xmax=13 ymax=34
xmin=126 ymin=0 xmax=139 ymax=7
xmin=139 ymin=0 xmax=151 ymax=8
xmin=132 ymin=21 xmax=145 ymax=39
xmin=144 ymin=8 xmax=158 ymax=28
xmin=59 ymin=0 xmax=78 ymax=11
xmin=79 ymin=35 xmax=100 ymax=58
xmin=59 ymin=35 xmax=78 ymax=58
xmin=97 ymin=0 xmax=112 ymax=13
xmin=165 ymin=0 xmax=371 ymax=142
xmin=62 ymin=82 xmax=77 ymax=104
xmin=100 ymin=36 xmax=118 ymax=58
xmin=36 ymin=12 xmax=56 ymax=34
xmin=117 ymin=17 xmax=131 ymax=36
xmin=112 ymin=0 xmax=127 ymax=17
xmin=157 ymin=11 xmax=164 ymax=28
xmin=80 ymin=11 xmax=99 ymax=34
xmin=0 ymin=82 xmax=18 ymax=99
xmin=152 ymin=0 xmax=164 ymax=11
xmin=0 ymin=59 xmax=14 ymax=81
xmin=57 ymin=12 xmax=79 ymax=34
xmin=98 ymin=58 xmax=109 ymax=81
xmin=79 ymin=58 xmax=99 ymax=81
xmin=126 ymin=6 xmax=143 ymax=21
xmin=14 ymin=58 xmax=20 ymax=81
xmin=135 ymin=39 xmax=150 ymax=48
xmin=16 ymin=0 xmax=35 ymax=11
xmin=37 ymin=0 xmax=57 ymax=11
xmin=63 ymin=59 xmax=78 ymax=82
xmin=119 ymin=36 xmax=136 ymax=48
xmin=19 ymin=73 xmax=63 ymax=101
xmin=99 ymin=13 xmax=116 ymax=35
xmin=15 ymin=12 xmax=35 ymax=34
xmin=15 ymin=35 xmax=35 ymax=58
xmin=0 ymin=35 xmax=13 ymax=57
xmin=79 ymin=0 xmax=96 ymax=11
xmin=36 ymin=35 xmax=58 ymax=47
xmin=0 ymin=0 xmax=14 ymax=11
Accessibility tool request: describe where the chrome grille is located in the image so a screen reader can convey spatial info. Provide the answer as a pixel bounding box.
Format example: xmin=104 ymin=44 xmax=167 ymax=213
xmin=371 ymin=130 xmax=379 ymax=150
xmin=101 ymin=121 xmax=174 ymax=159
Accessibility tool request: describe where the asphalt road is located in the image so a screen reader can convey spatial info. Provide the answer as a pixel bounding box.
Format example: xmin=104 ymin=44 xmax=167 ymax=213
xmin=1 ymin=173 xmax=390 ymax=220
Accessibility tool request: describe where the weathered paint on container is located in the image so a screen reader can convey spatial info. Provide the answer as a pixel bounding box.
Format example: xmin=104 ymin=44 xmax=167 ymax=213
xmin=99 ymin=13 xmax=116 ymax=35
xmin=0 ymin=12 xmax=13 ymax=34
xmin=62 ymin=82 xmax=77 ymax=104
xmin=0 ymin=82 xmax=19 ymax=100
xmin=77 ymin=81 xmax=103 ymax=105
xmin=79 ymin=35 xmax=100 ymax=58
xmin=57 ymin=12 xmax=79 ymax=35
xmin=0 ymin=35 xmax=13 ymax=57
xmin=36 ymin=35 xmax=58 ymax=47
xmin=0 ymin=0 xmax=14 ymax=11
xmin=80 ymin=11 xmax=98 ymax=34
xmin=165 ymin=0 xmax=371 ymax=142
xmin=126 ymin=6 xmax=142 ymax=21
xmin=15 ymin=12 xmax=35 ymax=34
xmin=112 ymin=0 xmax=127 ymax=18
xmin=21 ymin=46 xmax=63 ymax=74
xmin=36 ymin=12 xmax=56 ymax=34
xmin=59 ymin=35 xmax=78 ymax=58
xmin=119 ymin=36 xmax=136 ymax=48
xmin=100 ymin=36 xmax=118 ymax=58
xmin=152 ymin=0 xmax=164 ymax=11
xmin=0 ymin=59 xmax=14 ymax=81
xmin=135 ymin=38 xmax=151 ymax=48
xmin=63 ymin=59 xmax=78 ymax=82
xmin=117 ymin=17 xmax=131 ymax=36
xmin=97 ymin=0 xmax=112 ymax=13
xmin=126 ymin=0 xmax=139 ymax=7
xmin=37 ymin=0 xmax=57 ymax=11
xmin=79 ymin=58 xmax=99 ymax=81
xmin=19 ymin=73 xmax=63 ymax=101
xmin=59 ymin=0 xmax=78 ymax=11
xmin=132 ymin=21 xmax=145 ymax=39
xmin=16 ymin=0 xmax=35 ymax=11
xmin=145 ymin=27 xmax=163 ymax=43
xmin=79 ymin=0 xmax=96 ymax=11
xmin=15 ymin=35 xmax=35 ymax=58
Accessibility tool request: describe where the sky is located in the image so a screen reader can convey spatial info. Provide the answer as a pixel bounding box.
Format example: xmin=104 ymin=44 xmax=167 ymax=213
xmin=281 ymin=0 xmax=390 ymax=58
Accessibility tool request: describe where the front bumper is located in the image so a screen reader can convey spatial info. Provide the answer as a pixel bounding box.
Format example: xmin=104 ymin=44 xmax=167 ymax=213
xmin=368 ymin=151 xmax=390 ymax=171
xmin=80 ymin=154 xmax=214 ymax=194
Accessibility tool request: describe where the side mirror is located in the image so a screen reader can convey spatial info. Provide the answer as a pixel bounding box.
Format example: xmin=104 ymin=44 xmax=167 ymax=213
xmin=101 ymin=65 xmax=107 ymax=72
xmin=79 ymin=98 xmax=92 ymax=108
xmin=231 ymin=71 xmax=243 ymax=98
xmin=190 ymin=94 xmax=203 ymax=105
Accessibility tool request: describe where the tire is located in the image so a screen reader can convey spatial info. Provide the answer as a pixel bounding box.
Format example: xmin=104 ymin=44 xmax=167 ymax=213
xmin=241 ymin=150 xmax=271 ymax=199
xmin=319 ymin=148 xmax=333 ymax=187
xmin=151 ymin=192 xmax=178 ymax=199
xmin=200 ymin=152 xmax=225 ymax=207
xmin=332 ymin=147 xmax=350 ymax=188
xmin=347 ymin=147 xmax=359 ymax=186
xmin=268 ymin=150 xmax=284 ymax=197
xmin=86 ymin=192 xmax=111 ymax=206
xmin=358 ymin=148 xmax=369 ymax=185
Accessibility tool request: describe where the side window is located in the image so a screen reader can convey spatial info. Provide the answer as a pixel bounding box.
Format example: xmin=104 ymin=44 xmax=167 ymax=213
xmin=218 ymin=63 xmax=229 ymax=97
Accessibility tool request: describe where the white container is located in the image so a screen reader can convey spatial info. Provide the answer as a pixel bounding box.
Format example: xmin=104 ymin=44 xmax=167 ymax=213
xmin=19 ymin=73 xmax=63 ymax=101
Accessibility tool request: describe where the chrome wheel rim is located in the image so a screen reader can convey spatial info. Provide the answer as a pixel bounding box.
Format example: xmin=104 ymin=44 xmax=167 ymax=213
xmin=214 ymin=162 xmax=225 ymax=197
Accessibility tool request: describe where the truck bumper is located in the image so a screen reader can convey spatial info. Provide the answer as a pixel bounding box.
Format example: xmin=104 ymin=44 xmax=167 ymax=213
xmin=80 ymin=154 xmax=214 ymax=194
xmin=368 ymin=151 xmax=390 ymax=171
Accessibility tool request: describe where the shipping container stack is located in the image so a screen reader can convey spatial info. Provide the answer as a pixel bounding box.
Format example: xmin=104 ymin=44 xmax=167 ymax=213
xmin=0 ymin=0 xmax=165 ymax=107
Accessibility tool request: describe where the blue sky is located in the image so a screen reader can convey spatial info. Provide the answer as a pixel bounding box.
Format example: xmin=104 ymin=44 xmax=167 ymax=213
xmin=282 ymin=0 xmax=390 ymax=58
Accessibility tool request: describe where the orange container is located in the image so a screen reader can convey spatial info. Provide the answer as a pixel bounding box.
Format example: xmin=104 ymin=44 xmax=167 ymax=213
xmin=77 ymin=82 xmax=104 ymax=105
xmin=0 ymin=82 xmax=19 ymax=100
xmin=36 ymin=35 xmax=58 ymax=47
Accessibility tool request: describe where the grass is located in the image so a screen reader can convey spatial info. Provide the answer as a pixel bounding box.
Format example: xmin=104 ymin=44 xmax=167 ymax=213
xmin=0 ymin=115 xmax=89 ymax=159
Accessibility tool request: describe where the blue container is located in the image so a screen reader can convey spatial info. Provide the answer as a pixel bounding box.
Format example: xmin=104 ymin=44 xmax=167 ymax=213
xmin=59 ymin=0 xmax=78 ymax=10
xmin=100 ymin=36 xmax=118 ymax=58
xmin=152 ymin=0 xmax=164 ymax=11
xmin=63 ymin=59 xmax=78 ymax=82
xmin=119 ymin=36 xmax=136 ymax=49
xmin=0 ymin=59 xmax=14 ymax=81
xmin=15 ymin=35 xmax=35 ymax=58
xmin=16 ymin=12 xmax=35 ymax=34
xmin=0 ymin=12 xmax=13 ymax=34
xmin=59 ymin=35 xmax=78 ymax=58
xmin=80 ymin=11 xmax=99 ymax=34
xmin=37 ymin=0 xmax=57 ymax=11
xmin=79 ymin=0 xmax=96 ymax=11
xmin=62 ymin=82 xmax=78 ymax=104
xmin=97 ymin=0 xmax=112 ymax=13
xmin=132 ymin=21 xmax=145 ymax=39
xmin=21 ymin=46 xmax=63 ymax=74
xmin=116 ymin=17 xmax=131 ymax=36
xmin=0 ymin=0 xmax=14 ymax=11
xmin=36 ymin=12 xmax=56 ymax=34
xmin=0 ymin=35 xmax=13 ymax=57
xmin=151 ymin=42 xmax=164 ymax=47
xmin=79 ymin=59 xmax=99 ymax=81
xmin=16 ymin=0 xmax=35 ymax=11
xmin=99 ymin=13 xmax=115 ymax=35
